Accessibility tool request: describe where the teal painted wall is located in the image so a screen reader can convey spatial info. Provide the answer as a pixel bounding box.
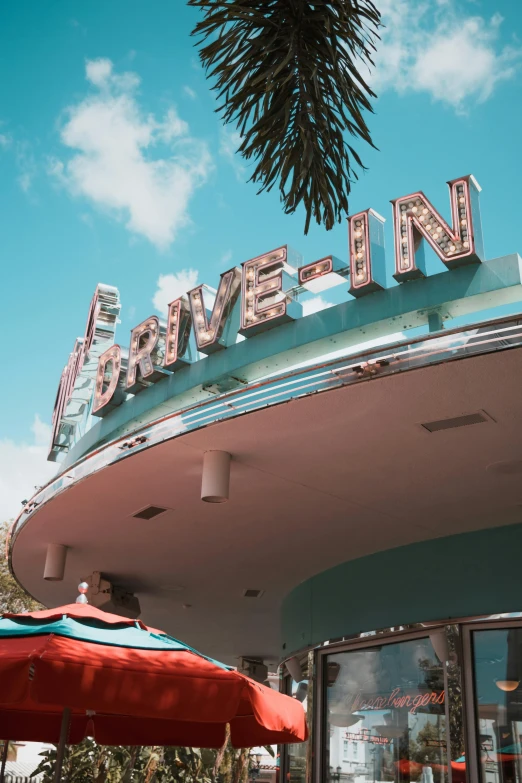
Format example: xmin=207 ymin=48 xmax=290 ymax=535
xmin=281 ymin=523 xmax=522 ymax=656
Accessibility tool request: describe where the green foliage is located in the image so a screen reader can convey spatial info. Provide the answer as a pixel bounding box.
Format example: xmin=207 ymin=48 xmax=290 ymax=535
xmin=189 ymin=0 xmax=381 ymax=233
xmin=0 ymin=521 xmax=42 ymax=613
xmin=408 ymin=720 xmax=445 ymax=783
xmin=33 ymin=743 xmax=211 ymax=783
xmin=33 ymin=739 xmax=265 ymax=783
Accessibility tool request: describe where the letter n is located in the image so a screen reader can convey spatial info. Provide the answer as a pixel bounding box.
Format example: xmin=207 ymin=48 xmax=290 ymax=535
xmin=392 ymin=174 xmax=484 ymax=282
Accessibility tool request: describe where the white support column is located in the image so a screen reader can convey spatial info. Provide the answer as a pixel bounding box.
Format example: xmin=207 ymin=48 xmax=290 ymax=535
xmin=201 ymin=451 xmax=231 ymax=503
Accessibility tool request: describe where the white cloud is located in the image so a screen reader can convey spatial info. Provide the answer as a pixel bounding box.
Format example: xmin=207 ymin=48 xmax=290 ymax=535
xmin=51 ymin=58 xmax=212 ymax=250
xmin=32 ymin=415 xmax=51 ymax=447
xmin=219 ymin=127 xmax=245 ymax=179
xmin=369 ymin=1 xmax=521 ymax=110
xmin=301 ymin=296 xmax=335 ymax=316
xmin=0 ymin=129 xmax=38 ymax=192
xmin=220 ymin=249 xmax=233 ymax=266
xmin=183 ymin=86 xmax=197 ymax=100
xmin=85 ymin=57 xmax=113 ymax=87
xmin=153 ymin=269 xmax=199 ymax=313
xmin=157 ymin=108 xmax=189 ymax=142
xmin=18 ymin=172 xmax=33 ymax=193
xmin=80 ymin=212 xmax=93 ymax=227
xmin=0 ymin=415 xmax=56 ymax=522
xmin=15 ymin=141 xmax=37 ymax=193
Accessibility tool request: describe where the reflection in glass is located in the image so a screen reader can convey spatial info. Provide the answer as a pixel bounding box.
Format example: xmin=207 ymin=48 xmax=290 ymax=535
xmin=325 ymin=637 xmax=449 ymax=782
xmin=284 ymin=675 xmax=309 ymax=782
xmin=472 ymin=628 xmax=522 ymax=783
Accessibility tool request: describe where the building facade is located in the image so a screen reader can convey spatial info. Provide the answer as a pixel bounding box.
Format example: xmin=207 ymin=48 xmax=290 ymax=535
xmin=9 ymin=175 xmax=522 ymax=782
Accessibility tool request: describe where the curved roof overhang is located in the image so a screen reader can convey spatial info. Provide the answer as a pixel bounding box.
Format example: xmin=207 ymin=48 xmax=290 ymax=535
xmin=9 ymin=314 xmax=522 ymax=665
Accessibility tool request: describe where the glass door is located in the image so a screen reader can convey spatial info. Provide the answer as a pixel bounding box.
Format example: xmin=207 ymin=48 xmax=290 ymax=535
xmin=321 ymin=634 xmax=451 ymax=782
xmin=467 ymin=625 xmax=522 ymax=783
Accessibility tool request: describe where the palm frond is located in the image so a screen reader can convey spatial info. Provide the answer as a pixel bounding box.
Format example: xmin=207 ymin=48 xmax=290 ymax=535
xmin=189 ymin=0 xmax=381 ymax=233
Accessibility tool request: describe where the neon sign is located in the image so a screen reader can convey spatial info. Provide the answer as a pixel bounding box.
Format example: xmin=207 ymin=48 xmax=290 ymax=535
xmin=49 ymin=174 xmax=485 ymax=461
xmin=350 ymin=687 xmax=445 ymax=715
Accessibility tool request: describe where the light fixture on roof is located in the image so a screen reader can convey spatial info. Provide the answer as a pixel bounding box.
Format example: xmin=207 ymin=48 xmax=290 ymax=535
xmin=429 ymin=630 xmax=450 ymax=663
xmin=329 ymin=712 xmax=364 ymax=728
xmin=239 ymin=657 xmax=268 ymax=684
xmin=81 ymin=571 xmax=141 ymax=619
xmin=285 ymin=656 xmax=304 ymax=683
xmin=496 ymin=680 xmax=520 ymax=692
xmin=201 ymin=450 xmax=231 ymax=503
xmin=43 ymin=544 xmax=68 ymax=581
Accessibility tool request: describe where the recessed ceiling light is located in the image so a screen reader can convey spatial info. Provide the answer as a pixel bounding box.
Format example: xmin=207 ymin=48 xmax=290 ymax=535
xmin=486 ymin=459 xmax=522 ymax=476
xmin=132 ymin=505 xmax=168 ymax=520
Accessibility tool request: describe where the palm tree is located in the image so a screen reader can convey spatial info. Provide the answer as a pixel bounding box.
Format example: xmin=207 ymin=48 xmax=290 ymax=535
xmin=189 ymin=0 xmax=381 ymax=233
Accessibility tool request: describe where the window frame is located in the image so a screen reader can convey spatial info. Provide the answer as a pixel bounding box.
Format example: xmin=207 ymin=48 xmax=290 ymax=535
xmin=315 ymin=626 xmax=459 ymax=783
xmin=462 ymin=617 xmax=522 ymax=783
xmin=281 ymin=614 xmax=522 ymax=782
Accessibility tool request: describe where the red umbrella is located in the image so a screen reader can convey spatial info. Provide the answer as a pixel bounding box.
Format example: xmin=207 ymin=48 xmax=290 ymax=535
xmin=394 ymin=757 xmax=467 ymax=781
xmin=0 ymin=603 xmax=307 ymax=780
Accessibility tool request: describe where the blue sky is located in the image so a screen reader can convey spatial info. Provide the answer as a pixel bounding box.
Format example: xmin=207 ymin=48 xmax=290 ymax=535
xmin=2 ymin=0 xmax=522 ymax=518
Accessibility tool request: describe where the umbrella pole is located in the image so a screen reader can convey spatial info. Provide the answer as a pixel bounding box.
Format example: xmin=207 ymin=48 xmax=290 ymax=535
xmin=54 ymin=708 xmax=71 ymax=783
xmin=0 ymin=740 xmax=9 ymax=783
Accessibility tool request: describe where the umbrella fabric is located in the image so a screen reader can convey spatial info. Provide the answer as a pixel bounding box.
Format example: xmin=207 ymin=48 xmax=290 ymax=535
xmin=0 ymin=604 xmax=307 ymax=748
xmin=394 ymin=758 xmax=466 ymax=782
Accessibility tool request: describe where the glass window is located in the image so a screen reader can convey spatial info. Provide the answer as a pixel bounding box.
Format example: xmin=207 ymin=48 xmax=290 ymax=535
xmin=324 ymin=636 xmax=449 ymax=782
xmin=472 ymin=627 xmax=522 ymax=783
